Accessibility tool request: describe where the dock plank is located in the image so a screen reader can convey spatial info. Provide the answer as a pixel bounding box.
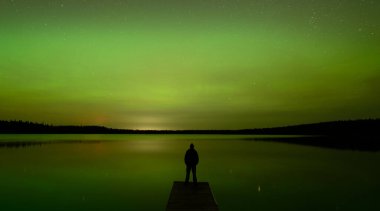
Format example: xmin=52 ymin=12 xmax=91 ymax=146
xmin=166 ymin=182 xmax=218 ymax=211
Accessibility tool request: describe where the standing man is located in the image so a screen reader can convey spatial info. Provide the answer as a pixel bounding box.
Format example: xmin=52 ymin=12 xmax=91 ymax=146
xmin=185 ymin=143 xmax=199 ymax=184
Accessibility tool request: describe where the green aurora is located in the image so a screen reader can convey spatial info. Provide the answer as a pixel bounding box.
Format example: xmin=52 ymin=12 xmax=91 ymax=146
xmin=0 ymin=0 xmax=379 ymax=129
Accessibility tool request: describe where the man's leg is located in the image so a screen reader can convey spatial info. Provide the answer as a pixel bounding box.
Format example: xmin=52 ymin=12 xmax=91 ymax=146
xmin=185 ymin=166 xmax=190 ymax=183
xmin=192 ymin=165 xmax=197 ymax=183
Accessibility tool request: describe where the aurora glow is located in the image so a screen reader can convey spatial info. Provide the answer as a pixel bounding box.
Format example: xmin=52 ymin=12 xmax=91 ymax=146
xmin=1 ymin=0 xmax=379 ymax=129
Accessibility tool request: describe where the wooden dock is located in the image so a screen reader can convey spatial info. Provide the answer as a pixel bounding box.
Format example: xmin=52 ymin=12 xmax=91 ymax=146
xmin=166 ymin=181 xmax=219 ymax=211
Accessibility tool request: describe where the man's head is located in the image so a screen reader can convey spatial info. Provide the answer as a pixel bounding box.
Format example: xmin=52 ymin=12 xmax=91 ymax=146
xmin=190 ymin=143 xmax=194 ymax=149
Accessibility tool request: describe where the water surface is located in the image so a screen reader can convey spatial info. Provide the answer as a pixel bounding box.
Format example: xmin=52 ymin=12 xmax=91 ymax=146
xmin=0 ymin=134 xmax=379 ymax=210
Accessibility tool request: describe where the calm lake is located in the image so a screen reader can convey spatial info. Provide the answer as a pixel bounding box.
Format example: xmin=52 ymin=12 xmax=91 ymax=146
xmin=0 ymin=134 xmax=379 ymax=211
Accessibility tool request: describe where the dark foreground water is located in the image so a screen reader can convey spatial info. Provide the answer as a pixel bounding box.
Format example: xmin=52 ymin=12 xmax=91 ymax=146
xmin=0 ymin=134 xmax=379 ymax=211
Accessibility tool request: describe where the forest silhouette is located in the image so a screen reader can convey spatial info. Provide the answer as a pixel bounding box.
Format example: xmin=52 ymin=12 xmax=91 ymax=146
xmin=1 ymin=119 xmax=379 ymax=151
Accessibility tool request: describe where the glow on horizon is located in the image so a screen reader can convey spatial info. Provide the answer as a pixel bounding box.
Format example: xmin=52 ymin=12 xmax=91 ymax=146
xmin=0 ymin=0 xmax=379 ymax=130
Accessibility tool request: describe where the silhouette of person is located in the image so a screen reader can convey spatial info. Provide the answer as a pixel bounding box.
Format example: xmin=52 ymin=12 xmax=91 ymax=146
xmin=185 ymin=143 xmax=199 ymax=184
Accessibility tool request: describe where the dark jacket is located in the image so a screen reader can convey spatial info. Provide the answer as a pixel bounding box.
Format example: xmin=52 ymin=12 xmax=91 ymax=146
xmin=184 ymin=148 xmax=199 ymax=166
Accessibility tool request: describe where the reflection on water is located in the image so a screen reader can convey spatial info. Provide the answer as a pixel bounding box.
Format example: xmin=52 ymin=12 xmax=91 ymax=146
xmin=0 ymin=134 xmax=379 ymax=211
xmin=0 ymin=141 xmax=44 ymax=148
xmin=0 ymin=140 xmax=102 ymax=148
xmin=127 ymin=140 xmax=167 ymax=152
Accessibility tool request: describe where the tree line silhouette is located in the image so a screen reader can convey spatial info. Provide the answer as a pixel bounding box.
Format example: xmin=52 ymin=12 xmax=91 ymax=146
xmin=1 ymin=119 xmax=379 ymax=135
xmin=1 ymin=119 xmax=379 ymax=150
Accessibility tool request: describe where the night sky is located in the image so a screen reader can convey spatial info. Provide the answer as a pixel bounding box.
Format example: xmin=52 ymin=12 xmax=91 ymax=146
xmin=1 ymin=0 xmax=379 ymax=130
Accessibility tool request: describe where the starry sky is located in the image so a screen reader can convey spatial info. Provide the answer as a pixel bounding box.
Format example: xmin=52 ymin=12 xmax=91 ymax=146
xmin=0 ymin=0 xmax=379 ymax=130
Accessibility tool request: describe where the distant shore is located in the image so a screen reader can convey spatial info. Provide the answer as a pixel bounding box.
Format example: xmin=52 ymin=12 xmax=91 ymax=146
xmin=1 ymin=119 xmax=379 ymax=135
xmin=1 ymin=119 xmax=379 ymax=151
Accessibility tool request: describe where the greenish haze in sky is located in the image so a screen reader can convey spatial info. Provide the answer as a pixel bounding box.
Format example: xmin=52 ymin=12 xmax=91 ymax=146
xmin=1 ymin=0 xmax=379 ymax=129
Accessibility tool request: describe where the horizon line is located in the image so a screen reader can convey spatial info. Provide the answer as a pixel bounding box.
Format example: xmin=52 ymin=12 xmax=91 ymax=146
xmin=1 ymin=118 xmax=379 ymax=131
